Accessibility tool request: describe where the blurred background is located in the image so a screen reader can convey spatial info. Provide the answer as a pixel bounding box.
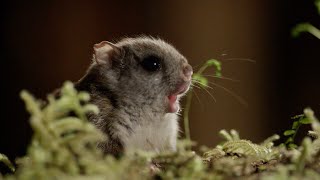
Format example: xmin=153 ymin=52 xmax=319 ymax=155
xmin=1 ymin=0 xmax=319 ymax=159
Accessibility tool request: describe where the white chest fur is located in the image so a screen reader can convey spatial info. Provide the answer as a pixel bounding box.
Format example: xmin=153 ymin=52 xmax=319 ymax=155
xmin=120 ymin=113 xmax=178 ymax=153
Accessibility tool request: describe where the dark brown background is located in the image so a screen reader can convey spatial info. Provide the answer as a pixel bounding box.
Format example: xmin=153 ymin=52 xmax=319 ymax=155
xmin=1 ymin=0 xmax=319 ymax=159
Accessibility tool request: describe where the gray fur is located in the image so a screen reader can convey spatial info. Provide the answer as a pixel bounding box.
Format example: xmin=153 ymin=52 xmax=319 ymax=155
xmin=75 ymin=36 xmax=192 ymax=155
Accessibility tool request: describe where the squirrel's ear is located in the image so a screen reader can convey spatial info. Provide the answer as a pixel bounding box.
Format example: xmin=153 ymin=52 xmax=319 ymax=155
xmin=93 ymin=41 xmax=122 ymax=66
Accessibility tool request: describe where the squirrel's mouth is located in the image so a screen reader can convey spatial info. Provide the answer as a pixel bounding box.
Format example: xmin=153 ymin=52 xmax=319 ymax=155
xmin=167 ymin=82 xmax=191 ymax=113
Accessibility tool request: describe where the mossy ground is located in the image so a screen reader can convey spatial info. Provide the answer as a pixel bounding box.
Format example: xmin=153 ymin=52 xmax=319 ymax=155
xmin=1 ymin=82 xmax=320 ymax=180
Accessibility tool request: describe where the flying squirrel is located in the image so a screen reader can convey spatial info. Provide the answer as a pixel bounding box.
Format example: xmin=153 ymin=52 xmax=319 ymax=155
xmin=75 ymin=36 xmax=193 ymax=156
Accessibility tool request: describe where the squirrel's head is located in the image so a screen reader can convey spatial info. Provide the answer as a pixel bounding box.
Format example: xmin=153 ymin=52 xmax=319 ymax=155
xmin=90 ymin=36 xmax=193 ymax=113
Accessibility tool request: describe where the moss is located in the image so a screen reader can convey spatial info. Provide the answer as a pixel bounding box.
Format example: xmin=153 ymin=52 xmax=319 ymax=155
xmin=1 ymin=82 xmax=320 ymax=179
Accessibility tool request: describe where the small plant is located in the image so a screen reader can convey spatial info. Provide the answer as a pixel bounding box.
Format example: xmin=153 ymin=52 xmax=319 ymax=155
xmin=220 ymin=130 xmax=280 ymax=162
xmin=183 ymin=59 xmax=222 ymax=141
xmin=203 ymin=129 xmax=280 ymax=170
xmin=202 ymin=109 xmax=320 ymax=179
xmin=283 ymin=114 xmax=312 ymax=149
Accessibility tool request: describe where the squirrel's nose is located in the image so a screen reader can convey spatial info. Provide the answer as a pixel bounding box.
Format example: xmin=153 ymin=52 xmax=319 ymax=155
xmin=183 ymin=64 xmax=193 ymax=81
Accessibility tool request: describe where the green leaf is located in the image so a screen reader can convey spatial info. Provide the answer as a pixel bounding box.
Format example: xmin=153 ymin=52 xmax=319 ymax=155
xmin=299 ymin=118 xmax=312 ymax=124
xmin=219 ymin=129 xmax=233 ymax=141
xmin=0 ymin=153 xmax=15 ymax=172
xmin=288 ymin=143 xmax=298 ymax=149
xmin=292 ymin=121 xmax=299 ymax=129
xmin=285 ymin=137 xmax=294 ymax=144
xmin=292 ymin=23 xmax=320 ymax=39
xmin=291 ymin=114 xmax=304 ymax=120
xmin=316 ymin=0 xmax=320 ymax=14
xmin=292 ymin=23 xmax=312 ymax=37
xmin=206 ymin=59 xmax=222 ymax=74
xmin=192 ymin=74 xmax=208 ymax=88
xmin=284 ymin=130 xmax=296 ymax=136
xmin=215 ymin=72 xmax=222 ymax=77
xmin=206 ymin=59 xmax=221 ymax=68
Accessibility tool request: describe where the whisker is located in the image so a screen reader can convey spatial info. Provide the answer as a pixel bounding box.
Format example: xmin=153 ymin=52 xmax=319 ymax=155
xmin=190 ymin=83 xmax=202 ymax=90
xmin=192 ymin=79 xmax=214 ymax=90
xmin=191 ymin=62 xmax=204 ymax=71
xmin=202 ymin=75 xmax=240 ymax=82
xmin=191 ymin=80 xmax=217 ymax=102
xmin=191 ymin=79 xmax=200 ymax=85
xmin=193 ymin=89 xmax=202 ymax=105
xmin=222 ymin=58 xmax=256 ymax=63
xmin=208 ymin=81 xmax=248 ymax=106
xmin=192 ymin=90 xmax=206 ymax=110
xmin=201 ymin=86 xmax=217 ymax=102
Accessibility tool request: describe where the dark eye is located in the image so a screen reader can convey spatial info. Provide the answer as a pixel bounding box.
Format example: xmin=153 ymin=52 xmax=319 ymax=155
xmin=140 ymin=55 xmax=161 ymax=72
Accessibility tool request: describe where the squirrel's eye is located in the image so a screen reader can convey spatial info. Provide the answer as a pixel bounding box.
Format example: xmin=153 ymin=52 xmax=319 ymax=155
xmin=140 ymin=55 xmax=161 ymax=72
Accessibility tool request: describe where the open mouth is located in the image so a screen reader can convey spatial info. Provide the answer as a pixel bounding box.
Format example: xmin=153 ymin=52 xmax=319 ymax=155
xmin=167 ymin=82 xmax=190 ymax=113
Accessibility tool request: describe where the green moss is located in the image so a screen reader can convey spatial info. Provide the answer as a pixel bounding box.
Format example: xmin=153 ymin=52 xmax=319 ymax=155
xmin=1 ymin=82 xmax=320 ymax=179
